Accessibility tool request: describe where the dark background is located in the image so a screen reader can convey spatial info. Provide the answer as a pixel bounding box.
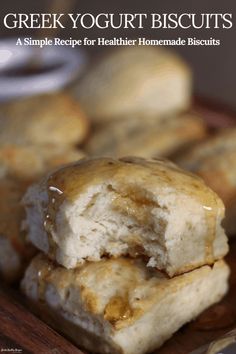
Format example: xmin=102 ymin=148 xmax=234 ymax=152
xmin=0 ymin=0 xmax=235 ymax=109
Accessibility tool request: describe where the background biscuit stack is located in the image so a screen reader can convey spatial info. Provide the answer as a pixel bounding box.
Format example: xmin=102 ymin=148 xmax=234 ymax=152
xmin=72 ymin=46 xmax=236 ymax=235
xmin=73 ymin=46 xmax=207 ymax=158
xmin=21 ymin=156 xmax=230 ymax=354
xmin=0 ymin=93 xmax=88 ymax=282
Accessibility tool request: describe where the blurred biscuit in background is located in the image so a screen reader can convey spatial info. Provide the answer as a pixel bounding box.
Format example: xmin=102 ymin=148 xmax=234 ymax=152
xmin=0 ymin=177 xmax=34 ymax=283
xmin=0 ymin=144 xmax=85 ymax=180
xmin=73 ymin=46 xmax=192 ymax=123
xmin=0 ymin=145 xmax=85 ymax=283
xmin=177 ymin=128 xmax=236 ymax=235
xmin=85 ymin=111 xmax=207 ymax=158
xmin=0 ymin=93 xmax=89 ymax=147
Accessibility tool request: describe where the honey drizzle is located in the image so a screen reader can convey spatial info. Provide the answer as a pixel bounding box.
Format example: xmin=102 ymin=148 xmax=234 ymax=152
xmin=37 ymin=262 xmax=53 ymax=301
xmin=104 ymin=295 xmax=133 ymax=325
xmin=44 ymin=179 xmax=65 ymax=255
xmin=203 ymin=193 xmax=220 ymax=264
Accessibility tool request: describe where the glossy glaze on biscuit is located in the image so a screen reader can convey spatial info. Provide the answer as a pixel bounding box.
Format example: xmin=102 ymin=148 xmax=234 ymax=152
xmin=23 ymin=157 xmax=228 ymax=276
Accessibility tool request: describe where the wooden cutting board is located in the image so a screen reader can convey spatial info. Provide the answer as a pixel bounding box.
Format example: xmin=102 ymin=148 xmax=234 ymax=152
xmin=0 ymin=98 xmax=236 ymax=354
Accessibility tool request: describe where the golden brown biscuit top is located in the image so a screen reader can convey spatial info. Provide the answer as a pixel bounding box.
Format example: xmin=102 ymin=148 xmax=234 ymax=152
xmin=45 ymin=156 xmax=221 ymax=210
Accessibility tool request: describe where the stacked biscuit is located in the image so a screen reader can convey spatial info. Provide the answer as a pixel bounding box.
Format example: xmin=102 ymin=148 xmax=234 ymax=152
xmin=0 ymin=93 xmax=88 ymax=282
xmin=21 ymin=156 xmax=229 ymax=354
xmin=73 ymin=46 xmax=207 ymax=158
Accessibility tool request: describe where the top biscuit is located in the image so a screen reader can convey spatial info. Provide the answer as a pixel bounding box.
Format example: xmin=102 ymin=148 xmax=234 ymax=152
xmin=23 ymin=156 xmax=228 ymax=277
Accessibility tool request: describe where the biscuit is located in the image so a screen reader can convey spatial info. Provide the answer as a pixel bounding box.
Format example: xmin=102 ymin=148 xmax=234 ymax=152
xmin=0 ymin=144 xmax=85 ymax=180
xmin=85 ymin=112 xmax=207 ymax=158
xmin=0 ymin=146 xmax=84 ymax=282
xmin=74 ymin=46 xmax=192 ymax=122
xmin=0 ymin=93 xmax=89 ymax=147
xmin=23 ymin=157 xmax=228 ymax=276
xmin=177 ymin=129 xmax=236 ymax=235
xmin=21 ymin=254 xmax=229 ymax=354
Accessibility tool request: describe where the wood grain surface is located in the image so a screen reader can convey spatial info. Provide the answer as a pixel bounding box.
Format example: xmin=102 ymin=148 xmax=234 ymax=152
xmin=0 ymin=99 xmax=236 ymax=354
xmin=0 ymin=286 xmax=83 ymax=354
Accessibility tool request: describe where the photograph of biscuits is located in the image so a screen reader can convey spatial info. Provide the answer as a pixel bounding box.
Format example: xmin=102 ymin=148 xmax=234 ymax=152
xmin=23 ymin=157 xmax=228 ymax=275
xmin=0 ymin=1 xmax=236 ymax=353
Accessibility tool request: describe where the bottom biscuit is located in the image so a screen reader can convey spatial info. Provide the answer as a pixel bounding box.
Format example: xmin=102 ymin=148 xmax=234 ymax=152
xmin=22 ymin=254 xmax=229 ymax=354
